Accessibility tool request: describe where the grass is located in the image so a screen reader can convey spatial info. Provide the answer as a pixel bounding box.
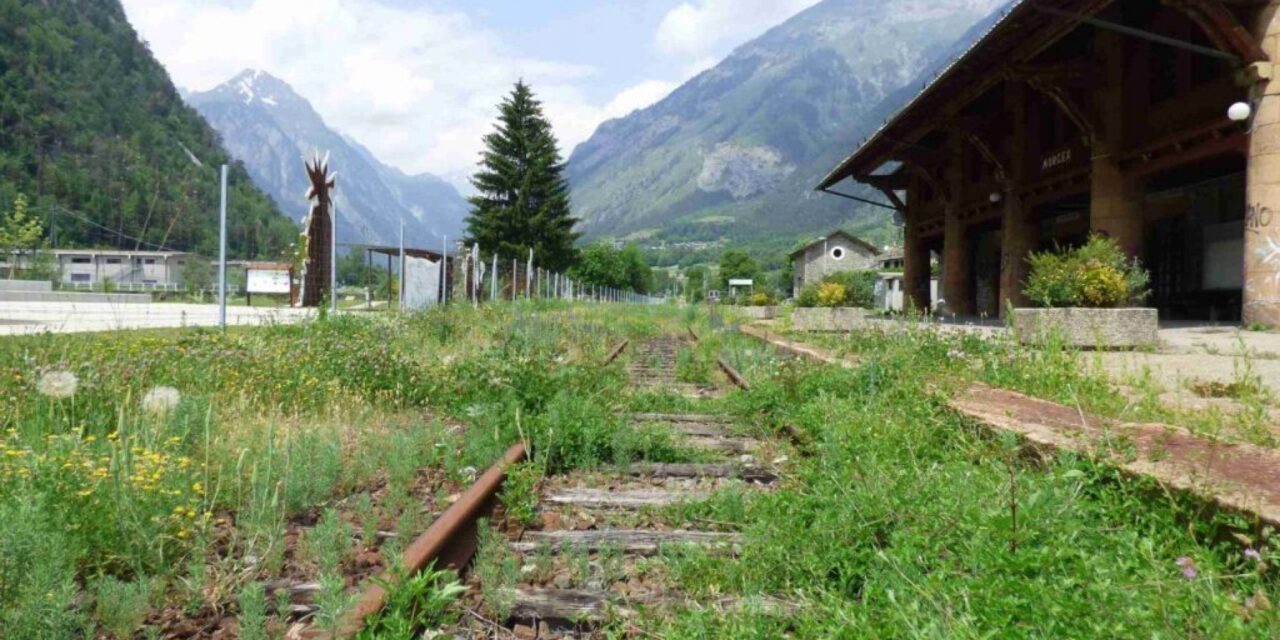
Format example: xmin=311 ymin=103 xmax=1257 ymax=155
xmin=5 ymin=301 xmax=1279 ymax=637
xmin=0 ymin=300 xmax=669 ymax=636
xmin=793 ymin=319 xmax=1279 ymax=447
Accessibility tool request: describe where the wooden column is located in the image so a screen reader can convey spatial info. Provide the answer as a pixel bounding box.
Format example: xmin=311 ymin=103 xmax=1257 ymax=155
xmin=999 ymin=192 xmax=1035 ymax=315
xmin=903 ymin=218 xmax=931 ymax=313
xmin=1089 ymin=28 xmax=1144 ymax=259
xmin=941 ymin=134 xmax=973 ymax=315
xmin=1245 ymin=3 xmax=1280 ymax=325
xmin=1000 ymin=83 xmax=1033 ymax=317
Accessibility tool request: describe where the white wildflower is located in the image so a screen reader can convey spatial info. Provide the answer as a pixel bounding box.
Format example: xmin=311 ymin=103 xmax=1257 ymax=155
xmin=141 ymin=386 xmax=182 ymax=415
xmin=36 ymin=370 xmax=78 ymax=399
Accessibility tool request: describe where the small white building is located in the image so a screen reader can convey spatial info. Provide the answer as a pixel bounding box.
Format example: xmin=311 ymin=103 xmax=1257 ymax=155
xmin=2 ymin=250 xmax=195 ymax=288
xmin=873 ymin=248 xmax=940 ymax=313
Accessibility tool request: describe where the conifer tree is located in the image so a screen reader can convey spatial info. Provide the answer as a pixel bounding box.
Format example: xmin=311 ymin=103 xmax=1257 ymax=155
xmin=465 ymin=81 xmax=580 ymax=271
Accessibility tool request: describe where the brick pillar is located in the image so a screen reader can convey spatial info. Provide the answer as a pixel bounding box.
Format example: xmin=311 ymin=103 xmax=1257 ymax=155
xmin=1245 ymin=5 xmax=1280 ymax=326
xmin=904 ymin=221 xmax=931 ymax=313
xmin=999 ymin=192 xmax=1034 ymax=317
xmin=942 ymin=207 xmax=973 ymax=316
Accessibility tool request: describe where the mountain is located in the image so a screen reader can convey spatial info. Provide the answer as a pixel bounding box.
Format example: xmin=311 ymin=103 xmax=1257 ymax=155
xmin=187 ymin=70 xmax=468 ymax=250
xmin=567 ymin=0 xmax=1010 ymax=265
xmin=0 ymin=0 xmax=296 ymax=258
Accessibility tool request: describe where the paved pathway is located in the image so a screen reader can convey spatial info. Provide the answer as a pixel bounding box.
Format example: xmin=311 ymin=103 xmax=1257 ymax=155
xmin=0 ymin=301 xmax=313 ymax=336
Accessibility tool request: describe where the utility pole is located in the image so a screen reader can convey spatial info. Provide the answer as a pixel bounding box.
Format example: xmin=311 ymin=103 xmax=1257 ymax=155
xmin=440 ymin=235 xmax=447 ymax=306
xmin=218 ymin=165 xmax=228 ymax=331
xmin=399 ymin=217 xmax=405 ymax=311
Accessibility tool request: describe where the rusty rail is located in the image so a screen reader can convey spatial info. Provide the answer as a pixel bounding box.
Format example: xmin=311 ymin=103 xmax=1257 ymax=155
xmin=605 ymin=340 xmax=629 ymax=365
xmin=336 ymin=442 xmax=528 ymax=637
xmin=716 ymin=357 xmax=750 ymax=391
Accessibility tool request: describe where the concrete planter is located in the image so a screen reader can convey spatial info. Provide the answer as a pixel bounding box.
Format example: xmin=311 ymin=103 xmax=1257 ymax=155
xmin=1013 ymin=307 xmax=1158 ymax=349
xmin=732 ymin=306 xmax=779 ymax=320
xmin=791 ymin=307 xmax=870 ymax=332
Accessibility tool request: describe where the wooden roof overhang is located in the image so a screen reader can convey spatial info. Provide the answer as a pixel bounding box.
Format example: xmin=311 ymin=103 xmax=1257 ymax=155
xmin=818 ymin=0 xmax=1268 ymax=195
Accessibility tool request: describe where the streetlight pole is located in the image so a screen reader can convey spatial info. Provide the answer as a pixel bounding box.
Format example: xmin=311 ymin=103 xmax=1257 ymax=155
xmin=218 ymin=165 xmax=228 ymax=331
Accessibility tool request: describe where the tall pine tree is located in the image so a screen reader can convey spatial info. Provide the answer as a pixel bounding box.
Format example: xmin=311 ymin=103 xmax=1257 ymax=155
xmin=466 ymin=81 xmax=580 ymax=271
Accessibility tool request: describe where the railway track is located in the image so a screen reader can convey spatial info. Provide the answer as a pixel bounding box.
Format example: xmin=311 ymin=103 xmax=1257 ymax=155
xmin=370 ymin=330 xmax=790 ymax=639
xmin=460 ymin=332 xmax=782 ymax=638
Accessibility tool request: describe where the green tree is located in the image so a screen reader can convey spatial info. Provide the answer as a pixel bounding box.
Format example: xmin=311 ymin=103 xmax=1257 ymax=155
xmin=179 ymin=256 xmax=213 ymax=293
xmin=717 ymin=249 xmax=760 ymax=290
xmin=685 ymin=265 xmax=709 ymax=303
xmin=620 ymin=244 xmax=652 ymax=294
xmin=336 ymin=250 xmax=388 ymax=289
xmin=465 ymin=81 xmax=580 ymax=271
xmin=0 ymin=195 xmax=43 ymax=278
xmin=573 ymin=242 xmax=627 ymax=289
xmin=775 ymin=260 xmax=795 ymax=297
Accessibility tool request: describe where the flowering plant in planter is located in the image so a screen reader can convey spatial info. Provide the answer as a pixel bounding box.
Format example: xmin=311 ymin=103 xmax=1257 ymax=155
xmin=1024 ymin=235 xmax=1150 ymax=308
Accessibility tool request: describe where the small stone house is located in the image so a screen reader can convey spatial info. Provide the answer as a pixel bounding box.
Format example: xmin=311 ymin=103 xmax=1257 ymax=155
xmin=789 ymin=230 xmax=880 ymax=297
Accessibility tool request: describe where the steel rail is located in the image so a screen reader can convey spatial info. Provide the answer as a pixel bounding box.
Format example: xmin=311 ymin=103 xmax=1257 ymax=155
xmin=335 ymin=442 xmax=528 ymax=638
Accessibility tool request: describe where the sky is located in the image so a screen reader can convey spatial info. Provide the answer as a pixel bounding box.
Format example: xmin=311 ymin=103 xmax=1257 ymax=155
xmin=120 ymin=0 xmax=821 ymax=191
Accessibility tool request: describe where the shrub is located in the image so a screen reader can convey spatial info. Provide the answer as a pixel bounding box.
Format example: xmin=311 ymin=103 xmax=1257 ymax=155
xmin=749 ymin=291 xmax=773 ymax=307
xmin=796 ymin=271 xmax=878 ymax=308
xmin=816 ymin=282 xmax=847 ymax=307
xmin=1024 ymin=235 xmax=1149 ymax=308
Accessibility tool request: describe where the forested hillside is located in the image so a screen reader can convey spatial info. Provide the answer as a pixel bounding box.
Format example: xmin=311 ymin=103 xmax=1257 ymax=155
xmin=0 ymin=0 xmax=297 ymax=258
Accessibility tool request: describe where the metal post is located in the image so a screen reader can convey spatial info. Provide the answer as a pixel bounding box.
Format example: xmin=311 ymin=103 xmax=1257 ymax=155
xmin=218 ymin=165 xmax=228 ymax=331
xmin=491 ymin=253 xmax=498 ymax=301
xmin=440 ymin=235 xmax=447 ymax=305
xmin=330 ymin=199 xmax=338 ymax=315
xmin=398 ymin=217 xmax=405 ymax=311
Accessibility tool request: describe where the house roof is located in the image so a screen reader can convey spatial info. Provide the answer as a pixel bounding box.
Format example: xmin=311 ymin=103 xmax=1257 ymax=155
xmin=788 ymin=230 xmax=881 ymax=259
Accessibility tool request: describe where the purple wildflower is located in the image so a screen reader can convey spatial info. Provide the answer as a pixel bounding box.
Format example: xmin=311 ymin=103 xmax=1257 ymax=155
xmin=1176 ymin=556 xmax=1198 ymax=580
xmin=1245 ymin=548 xmax=1262 ymax=562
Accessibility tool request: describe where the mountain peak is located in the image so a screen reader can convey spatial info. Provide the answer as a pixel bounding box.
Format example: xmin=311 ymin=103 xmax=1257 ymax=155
xmin=220 ymin=68 xmax=295 ymax=108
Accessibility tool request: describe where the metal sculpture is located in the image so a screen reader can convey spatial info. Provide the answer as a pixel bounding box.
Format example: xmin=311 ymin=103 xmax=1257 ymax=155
xmin=302 ymin=152 xmax=336 ymax=307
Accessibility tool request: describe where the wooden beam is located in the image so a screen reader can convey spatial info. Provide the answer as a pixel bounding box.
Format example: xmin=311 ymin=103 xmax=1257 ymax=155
xmin=1164 ymin=0 xmax=1269 ymax=63
xmin=1024 ymin=76 xmax=1102 ymax=145
xmin=860 ymin=174 xmax=908 ymax=211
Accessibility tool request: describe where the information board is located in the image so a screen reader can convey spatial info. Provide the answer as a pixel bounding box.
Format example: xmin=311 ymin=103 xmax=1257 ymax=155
xmin=246 ymin=268 xmax=291 ymax=294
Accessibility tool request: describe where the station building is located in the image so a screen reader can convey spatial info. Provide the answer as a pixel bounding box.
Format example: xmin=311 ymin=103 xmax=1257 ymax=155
xmin=820 ymin=0 xmax=1280 ymax=324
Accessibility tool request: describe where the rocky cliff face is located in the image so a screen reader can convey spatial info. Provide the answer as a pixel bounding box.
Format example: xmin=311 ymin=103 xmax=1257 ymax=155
xmin=188 ymin=70 xmax=468 ymax=249
xmin=567 ymin=0 xmax=1010 ymax=250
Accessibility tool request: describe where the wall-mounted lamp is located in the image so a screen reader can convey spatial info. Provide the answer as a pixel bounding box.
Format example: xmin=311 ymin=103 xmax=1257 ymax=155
xmin=1229 ymin=101 xmax=1253 ymax=122
xmin=989 ymin=192 xmax=1002 ymax=204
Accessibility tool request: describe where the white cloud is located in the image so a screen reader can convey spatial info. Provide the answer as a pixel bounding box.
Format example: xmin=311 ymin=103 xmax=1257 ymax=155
xmin=655 ymin=0 xmax=820 ymax=59
xmin=603 ymin=80 xmax=679 ymax=120
xmin=119 ymin=0 xmax=810 ymax=190
xmin=120 ymin=0 xmax=664 ymax=189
